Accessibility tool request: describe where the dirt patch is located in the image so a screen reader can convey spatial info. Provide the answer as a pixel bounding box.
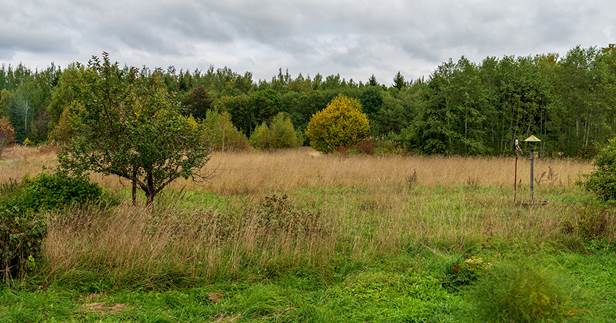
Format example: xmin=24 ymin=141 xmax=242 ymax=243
xmin=82 ymin=303 xmax=127 ymax=314
xmin=212 ymin=314 xmax=240 ymax=322
xmin=208 ymin=292 xmax=224 ymax=303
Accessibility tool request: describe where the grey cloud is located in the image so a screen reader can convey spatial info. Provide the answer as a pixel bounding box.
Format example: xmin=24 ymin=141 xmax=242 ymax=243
xmin=1 ymin=0 xmax=615 ymax=82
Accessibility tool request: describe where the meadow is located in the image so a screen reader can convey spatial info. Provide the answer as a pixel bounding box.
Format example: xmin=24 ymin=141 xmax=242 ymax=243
xmin=1 ymin=146 xmax=615 ymax=322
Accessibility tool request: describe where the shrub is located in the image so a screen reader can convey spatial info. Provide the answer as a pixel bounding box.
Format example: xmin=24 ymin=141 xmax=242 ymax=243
xmin=0 ymin=204 xmax=46 ymax=280
xmin=249 ymin=122 xmax=271 ymax=149
xmin=468 ymin=263 xmax=580 ymax=322
xmin=250 ymin=113 xmax=300 ymax=150
xmin=0 ymin=173 xmax=102 ymax=280
xmin=306 ymin=95 xmax=370 ymax=153
xmin=442 ymin=256 xmax=490 ymax=292
xmin=269 ymin=113 xmax=300 ymax=149
xmin=0 ymin=117 xmax=15 ymax=157
xmin=202 ymin=110 xmax=250 ymax=151
xmin=17 ymin=173 xmax=102 ymax=212
xmin=585 ymin=138 xmax=616 ymax=201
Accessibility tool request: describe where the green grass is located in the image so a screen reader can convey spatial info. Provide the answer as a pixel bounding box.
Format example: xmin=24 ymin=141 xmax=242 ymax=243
xmin=1 ymin=182 xmax=614 ymax=321
xmin=2 ymin=250 xmax=614 ymax=322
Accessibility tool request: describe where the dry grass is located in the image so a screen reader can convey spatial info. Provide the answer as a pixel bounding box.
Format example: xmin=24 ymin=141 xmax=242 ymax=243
xmin=44 ymin=200 xmax=336 ymax=284
xmin=199 ymin=148 xmax=591 ymax=194
xmin=0 ymin=146 xmax=591 ymax=194
xmin=2 ymin=146 xmax=608 ymax=286
xmin=43 ymin=185 xmax=613 ymax=286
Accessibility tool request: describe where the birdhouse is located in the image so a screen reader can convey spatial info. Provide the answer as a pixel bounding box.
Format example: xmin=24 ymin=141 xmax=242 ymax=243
xmin=524 ymin=135 xmax=541 ymax=143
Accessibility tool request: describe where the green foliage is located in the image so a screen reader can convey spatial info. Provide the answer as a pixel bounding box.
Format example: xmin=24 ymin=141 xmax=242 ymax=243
xmin=4 ymin=64 xmax=59 ymax=143
xmin=249 ymin=113 xmax=300 ymax=149
xmin=202 ymin=110 xmax=250 ymax=151
xmin=585 ymin=138 xmax=616 ymax=201
xmin=358 ymin=86 xmax=383 ymax=117
xmin=181 ymin=85 xmax=212 ymax=119
xmin=47 ymin=65 xmax=85 ymax=137
xmin=411 ymin=58 xmax=490 ymax=155
xmin=468 ymin=263 xmax=580 ymax=322
xmin=0 ymin=205 xmax=46 ymax=280
xmin=269 ymin=113 xmax=300 ymax=148
xmin=393 ymin=71 xmax=406 ymax=90
xmin=57 ymin=53 xmax=210 ymax=206
xmin=17 ymin=173 xmax=102 ymax=212
xmin=0 ymin=172 xmax=102 ymax=281
xmin=318 ymin=271 xmax=464 ymax=321
xmin=1 ymin=45 xmax=615 ymax=157
xmin=22 ymin=138 xmax=33 ymax=146
xmin=442 ymin=256 xmax=490 ymax=292
xmin=306 ymin=95 xmax=370 ymax=153
xmin=249 ymin=122 xmax=270 ymax=149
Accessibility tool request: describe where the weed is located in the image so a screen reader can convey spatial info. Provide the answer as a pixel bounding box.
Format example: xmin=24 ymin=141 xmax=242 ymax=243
xmin=467 ymin=262 xmax=583 ymax=322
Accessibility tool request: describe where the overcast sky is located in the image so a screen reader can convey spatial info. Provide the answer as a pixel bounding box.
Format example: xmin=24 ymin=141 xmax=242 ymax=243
xmin=1 ymin=0 xmax=615 ymax=83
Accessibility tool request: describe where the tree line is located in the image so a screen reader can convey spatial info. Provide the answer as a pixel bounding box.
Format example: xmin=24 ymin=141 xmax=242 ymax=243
xmin=1 ymin=45 xmax=615 ymax=157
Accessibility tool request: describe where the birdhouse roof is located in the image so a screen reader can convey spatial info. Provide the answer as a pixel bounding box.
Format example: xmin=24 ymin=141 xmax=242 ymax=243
xmin=524 ymin=135 xmax=541 ymax=142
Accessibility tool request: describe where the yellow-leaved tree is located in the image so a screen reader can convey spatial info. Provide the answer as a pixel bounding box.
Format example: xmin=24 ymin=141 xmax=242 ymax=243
xmin=306 ymin=95 xmax=369 ymax=153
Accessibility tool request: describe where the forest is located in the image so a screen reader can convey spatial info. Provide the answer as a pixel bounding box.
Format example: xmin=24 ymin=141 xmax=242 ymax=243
xmin=1 ymin=44 xmax=615 ymax=158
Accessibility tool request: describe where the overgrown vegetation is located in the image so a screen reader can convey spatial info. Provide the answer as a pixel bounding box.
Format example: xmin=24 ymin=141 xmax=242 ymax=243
xmin=1 ymin=147 xmax=614 ymax=321
xmin=467 ymin=263 xmax=582 ymax=322
xmin=1 ymin=173 xmax=101 ymax=281
xmin=586 ymin=138 xmax=616 ymax=201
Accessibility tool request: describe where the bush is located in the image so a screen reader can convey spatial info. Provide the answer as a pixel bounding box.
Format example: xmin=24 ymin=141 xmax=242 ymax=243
xmin=269 ymin=113 xmax=300 ymax=149
xmin=17 ymin=173 xmax=102 ymax=212
xmin=442 ymin=256 xmax=490 ymax=292
xmin=585 ymin=138 xmax=616 ymax=201
xmin=468 ymin=263 xmax=580 ymax=322
xmin=306 ymin=95 xmax=370 ymax=153
xmin=0 ymin=117 xmax=15 ymax=156
xmin=0 ymin=204 xmax=46 ymax=280
xmin=249 ymin=122 xmax=271 ymax=149
xmin=250 ymin=113 xmax=300 ymax=150
xmin=202 ymin=110 xmax=250 ymax=151
xmin=0 ymin=173 xmax=102 ymax=280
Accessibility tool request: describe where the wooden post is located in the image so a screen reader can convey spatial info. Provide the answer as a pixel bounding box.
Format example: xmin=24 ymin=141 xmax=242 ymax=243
xmin=524 ymin=135 xmax=541 ymax=205
xmin=514 ymin=139 xmax=521 ymax=203
xmin=530 ymin=146 xmax=535 ymax=203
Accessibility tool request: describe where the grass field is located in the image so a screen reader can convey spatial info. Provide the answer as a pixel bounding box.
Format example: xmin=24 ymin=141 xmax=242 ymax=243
xmin=1 ymin=146 xmax=614 ymax=322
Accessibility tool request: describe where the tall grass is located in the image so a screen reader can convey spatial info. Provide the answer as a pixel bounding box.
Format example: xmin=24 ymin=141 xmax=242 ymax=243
xmin=2 ymin=146 xmax=611 ymax=288
xmin=44 ymin=198 xmax=337 ymax=287
xmin=43 ymin=188 xmax=614 ymax=288
xmin=1 ymin=146 xmax=592 ymax=194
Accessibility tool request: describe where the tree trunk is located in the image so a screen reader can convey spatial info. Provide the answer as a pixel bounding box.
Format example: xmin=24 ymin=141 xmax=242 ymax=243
xmin=131 ymin=168 xmax=137 ymax=207
xmin=146 ymin=191 xmax=154 ymax=207
xmin=145 ymin=172 xmax=155 ymax=208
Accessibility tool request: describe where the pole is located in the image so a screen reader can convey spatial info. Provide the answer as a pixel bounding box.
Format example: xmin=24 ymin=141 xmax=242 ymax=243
xmin=514 ymin=140 xmax=521 ymax=204
xmin=514 ymin=155 xmax=518 ymax=203
xmin=530 ymin=146 xmax=534 ymax=203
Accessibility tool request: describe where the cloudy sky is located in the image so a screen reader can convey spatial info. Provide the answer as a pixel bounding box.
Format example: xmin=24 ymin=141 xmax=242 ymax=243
xmin=1 ymin=0 xmax=615 ymax=83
